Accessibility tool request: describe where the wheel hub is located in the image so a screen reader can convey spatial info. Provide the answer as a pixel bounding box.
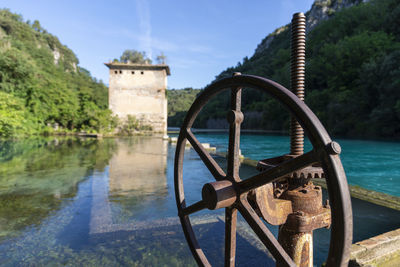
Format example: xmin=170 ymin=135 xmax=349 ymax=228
xmin=202 ymin=180 xmax=237 ymax=210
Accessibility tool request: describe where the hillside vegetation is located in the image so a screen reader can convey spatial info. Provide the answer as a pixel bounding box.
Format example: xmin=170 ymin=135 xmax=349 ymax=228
xmin=183 ymin=0 xmax=400 ymax=139
xmin=167 ymin=88 xmax=201 ymax=127
xmin=0 ymin=9 xmax=115 ymax=137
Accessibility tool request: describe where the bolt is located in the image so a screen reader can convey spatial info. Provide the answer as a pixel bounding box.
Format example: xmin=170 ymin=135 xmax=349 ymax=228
xmin=296 ymin=211 xmax=305 ymax=216
xmin=327 ymin=141 xmax=342 ymax=155
xmin=325 ymin=199 xmax=330 ymax=209
xmin=274 ymin=189 xmax=282 ymax=197
xmin=227 ymin=110 xmax=244 ymax=124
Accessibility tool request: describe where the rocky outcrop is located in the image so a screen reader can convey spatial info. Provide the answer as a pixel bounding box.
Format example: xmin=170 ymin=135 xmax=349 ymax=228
xmin=254 ymin=25 xmax=288 ymax=55
xmin=254 ymin=0 xmax=364 ymax=55
xmin=53 ymin=48 xmax=60 ymax=64
xmin=307 ymin=0 xmax=363 ymax=31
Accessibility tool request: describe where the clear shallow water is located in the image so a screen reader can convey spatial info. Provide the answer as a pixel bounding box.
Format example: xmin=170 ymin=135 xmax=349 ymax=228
xmin=0 ymin=136 xmax=399 ymax=266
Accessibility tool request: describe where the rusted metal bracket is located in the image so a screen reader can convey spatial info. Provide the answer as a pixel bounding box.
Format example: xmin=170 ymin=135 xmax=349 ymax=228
xmin=248 ymin=184 xmax=293 ymax=225
xmin=284 ymin=208 xmax=331 ymax=232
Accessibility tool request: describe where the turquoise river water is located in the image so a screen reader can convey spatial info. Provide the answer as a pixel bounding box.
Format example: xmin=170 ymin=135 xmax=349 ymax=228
xmin=0 ymin=135 xmax=399 ymax=266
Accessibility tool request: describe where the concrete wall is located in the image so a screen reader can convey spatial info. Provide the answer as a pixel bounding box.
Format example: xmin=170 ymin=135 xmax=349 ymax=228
xmin=108 ymin=67 xmax=168 ymax=133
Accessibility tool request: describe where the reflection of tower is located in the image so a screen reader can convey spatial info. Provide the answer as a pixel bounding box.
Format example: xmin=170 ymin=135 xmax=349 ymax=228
xmin=108 ymin=138 xmax=168 ymax=195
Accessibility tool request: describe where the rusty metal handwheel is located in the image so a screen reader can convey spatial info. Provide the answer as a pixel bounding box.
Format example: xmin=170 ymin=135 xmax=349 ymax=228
xmin=174 ymin=75 xmax=352 ymax=266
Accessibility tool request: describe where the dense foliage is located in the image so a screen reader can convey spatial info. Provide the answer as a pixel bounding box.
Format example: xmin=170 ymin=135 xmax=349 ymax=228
xmin=167 ymin=88 xmax=201 ymax=127
xmin=193 ymin=0 xmax=400 ymax=139
xmin=0 ymin=9 xmax=114 ymax=137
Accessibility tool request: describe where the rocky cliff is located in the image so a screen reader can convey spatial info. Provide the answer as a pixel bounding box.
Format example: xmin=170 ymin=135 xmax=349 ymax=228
xmin=254 ymin=0 xmax=364 ymax=55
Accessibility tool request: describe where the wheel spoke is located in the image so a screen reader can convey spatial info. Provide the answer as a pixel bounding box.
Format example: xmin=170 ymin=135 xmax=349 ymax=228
xmin=180 ymin=216 xmax=211 ymax=266
xmin=180 ymin=200 xmax=206 ymax=217
xmin=225 ymin=207 xmax=237 ymax=267
xmin=238 ymin=199 xmax=296 ymax=267
xmin=227 ymin=87 xmax=243 ymax=182
xmin=186 ymin=129 xmax=226 ymax=181
xmin=238 ymin=150 xmax=318 ymax=194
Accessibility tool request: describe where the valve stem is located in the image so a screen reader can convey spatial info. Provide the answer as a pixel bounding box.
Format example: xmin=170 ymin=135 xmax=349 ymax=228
xmin=290 ymin=12 xmax=306 ymax=156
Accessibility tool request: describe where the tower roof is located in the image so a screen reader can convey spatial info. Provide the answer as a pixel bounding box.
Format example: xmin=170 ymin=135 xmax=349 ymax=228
xmin=104 ymin=62 xmax=170 ymax=76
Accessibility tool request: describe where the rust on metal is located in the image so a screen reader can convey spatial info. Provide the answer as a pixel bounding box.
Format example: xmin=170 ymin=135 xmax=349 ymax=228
xmin=174 ymin=73 xmax=353 ymax=266
xmin=290 ymin=12 xmax=306 ymax=156
xmin=239 ymin=150 xmax=319 ymax=194
xmin=174 ymin=12 xmax=352 ymax=267
xmin=283 ymin=208 xmax=331 ymax=232
xmin=248 ymin=184 xmax=293 ymax=225
xmin=326 ymin=141 xmax=342 ymax=155
xmin=225 ymin=207 xmax=237 ymax=267
xmin=283 ymin=183 xmax=323 ymax=214
xmin=276 ymin=13 xmax=323 ymax=267
xmin=202 ymin=180 xmax=237 ymax=210
xmin=278 ymin=230 xmax=313 ymax=267
xmin=257 ymin=154 xmax=325 ymax=180
xmin=227 ymin=72 xmax=243 ymax=182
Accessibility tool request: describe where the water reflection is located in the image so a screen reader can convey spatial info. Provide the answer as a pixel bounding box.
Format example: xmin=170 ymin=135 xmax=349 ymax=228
xmin=109 ymin=138 xmax=167 ymax=196
xmin=0 ymin=136 xmax=399 ymax=266
xmin=107 ymin=137 xmax=169 ymax=223
xmin=0 ymin=137 xmax=116 ymax=240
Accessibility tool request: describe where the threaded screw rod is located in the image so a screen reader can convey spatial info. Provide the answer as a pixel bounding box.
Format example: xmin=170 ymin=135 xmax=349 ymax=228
xmin=290 ymin=13 xmax=306 ymax=155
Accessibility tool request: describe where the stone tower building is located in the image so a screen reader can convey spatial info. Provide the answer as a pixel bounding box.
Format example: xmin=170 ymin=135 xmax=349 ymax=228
xmin=105 ymin=62 xmax=170 ymax=133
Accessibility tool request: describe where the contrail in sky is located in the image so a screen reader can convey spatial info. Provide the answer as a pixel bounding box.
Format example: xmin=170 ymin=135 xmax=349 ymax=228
xmin=136 ymin=0 xmax=152 ymax=59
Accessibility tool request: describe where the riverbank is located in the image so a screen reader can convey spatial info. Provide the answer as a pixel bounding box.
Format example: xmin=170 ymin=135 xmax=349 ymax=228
xmin=50 ymin=130 xmax=165 ymax=139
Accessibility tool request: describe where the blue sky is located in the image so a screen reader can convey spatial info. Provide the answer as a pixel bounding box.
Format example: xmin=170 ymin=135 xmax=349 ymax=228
xmin=2 ymin=0 xmax=314 ymax=89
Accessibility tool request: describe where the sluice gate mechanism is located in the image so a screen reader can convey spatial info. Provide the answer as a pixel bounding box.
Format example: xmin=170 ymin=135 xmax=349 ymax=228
xmin=174 ymin=13 xmax=352 ymax=266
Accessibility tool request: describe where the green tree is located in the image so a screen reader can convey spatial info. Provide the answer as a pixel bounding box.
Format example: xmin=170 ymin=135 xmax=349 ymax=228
xmin=156 ymin=52 xmax=166 ymax=64
xmin=32 ymin=20 xmax=42 ymax=32
xmin=0 ymin=92 xmax=38 ymax=137
xmin=167 ymin=88 xmax=201 ymax=127
xmin=119 ymin=49 xmax=151 ymax=64
xmin=0 ymin=9 xmax=115 ymax=137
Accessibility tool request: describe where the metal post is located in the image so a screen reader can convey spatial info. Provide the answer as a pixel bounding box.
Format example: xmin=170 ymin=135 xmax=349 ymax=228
xmin=278 ymin=13 xmax=314 ymax=267
xmin=290 ymin=12 xmax=306 ymax=156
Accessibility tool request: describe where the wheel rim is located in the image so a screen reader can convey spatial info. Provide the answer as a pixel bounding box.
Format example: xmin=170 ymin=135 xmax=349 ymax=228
xmin=174 ymin=75 xmax=353 ymax=267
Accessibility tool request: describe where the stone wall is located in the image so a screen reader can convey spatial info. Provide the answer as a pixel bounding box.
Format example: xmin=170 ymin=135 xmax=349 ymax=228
xmin=107 ymin=63 xmax=169 ymax=133
xmin=350 ymin=228 xmax=400 ymax=266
